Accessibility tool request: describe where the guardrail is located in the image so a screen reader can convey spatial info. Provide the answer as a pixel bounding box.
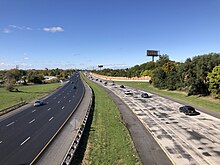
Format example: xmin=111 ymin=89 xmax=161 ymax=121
xmin=0 ymin=101 xmax=27 ymax=116
xmin=61 ymin=87 xmax=94 ymax=165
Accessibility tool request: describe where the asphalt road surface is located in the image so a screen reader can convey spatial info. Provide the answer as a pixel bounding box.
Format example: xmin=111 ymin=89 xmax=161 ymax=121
xmin=0 ymin=72 xmax=84 ymax=165
xmin=91 ymin=76 xmax=220 ymax=165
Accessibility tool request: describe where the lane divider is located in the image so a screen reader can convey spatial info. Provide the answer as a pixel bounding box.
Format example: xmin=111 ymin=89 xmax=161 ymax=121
xmin=20 ymin=137 xmax=31 ymax=146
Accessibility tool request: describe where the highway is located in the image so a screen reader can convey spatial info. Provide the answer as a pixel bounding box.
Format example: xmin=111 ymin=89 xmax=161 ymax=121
xmin=91 ymin=76 xmax=220 ymax=165
xmin=0 ymin=72 xmax=85 ymax=165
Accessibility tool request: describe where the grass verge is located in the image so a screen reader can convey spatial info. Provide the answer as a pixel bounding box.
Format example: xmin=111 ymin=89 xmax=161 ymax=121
xmin=0 ymin=83 xmax=61 ymax=110
xmin=116 ymin=81 xmax=220 ymax=113
xmin=82 ymin=76 xmax=142 ymax=165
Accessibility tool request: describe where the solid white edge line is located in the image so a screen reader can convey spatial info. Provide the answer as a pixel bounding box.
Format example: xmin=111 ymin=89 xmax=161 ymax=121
xmin=20 ymin=137 xmax=31 ymax=146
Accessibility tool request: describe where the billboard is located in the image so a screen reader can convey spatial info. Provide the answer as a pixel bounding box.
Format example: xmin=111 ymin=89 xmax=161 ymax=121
xmin=147 ymin=50 xmax=159 ymax=56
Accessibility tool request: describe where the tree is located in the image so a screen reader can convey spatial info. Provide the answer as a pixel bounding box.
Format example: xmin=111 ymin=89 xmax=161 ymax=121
xmin=208 ymin=65 xmax=220 ymax=98
xmin=151 ymin=67 xmax=166 ymax=89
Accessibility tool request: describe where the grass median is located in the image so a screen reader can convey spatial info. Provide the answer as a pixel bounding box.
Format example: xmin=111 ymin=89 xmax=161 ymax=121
xmin=0 ymin=83 xmax=61 ymax=110
xmin=82 ymin=76 xmax=141 ymax=165
xmin=116 ymin=81 xmax=220 ymax=113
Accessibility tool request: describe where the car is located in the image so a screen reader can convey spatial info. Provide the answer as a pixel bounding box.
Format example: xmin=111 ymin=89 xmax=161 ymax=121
xmin=120 ymin=85 xmax=125 ymax=88
xmin=104 ymin=81 xmax=107 ymax=85
xmin=125 ymin=90 xmax=133 ymax=95
xmin=73 ymin=85 xmax=77 ymax=89
xmin=179 ymin=106 xmax=199 ymax=115
xmin=34 ymin=100 xmax=44 ymax=107
xmin=141 ymin=92 xmax=149 ymax=98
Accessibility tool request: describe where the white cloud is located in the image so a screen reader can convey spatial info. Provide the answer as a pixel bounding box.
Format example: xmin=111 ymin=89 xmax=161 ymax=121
xmin=24 ymin=57 xmax=29 ymax=60
xmin=43 ymin=26 xmax=64 ymax=32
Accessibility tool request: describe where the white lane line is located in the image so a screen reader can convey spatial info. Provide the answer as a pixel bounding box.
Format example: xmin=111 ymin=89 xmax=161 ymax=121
xmin=20 ymin=137 xmax=31 ymax=146
xmin=47 ymin=108 xmax=51 ymax=111
xmin=0 ymin=141 xmax=2 ymax=144
xmin=58 ymin=101 xmax=61 ymax=104
xmin=49 ymin=117 xmax=54 ymax=121
xmin=64 ymin=96 xmax=66 ymax=99
xmin=32 ymin=109 xmax=36 ymax=113
xmin=29 ymin=119 xmax=35 ymax=124
xmin=6 ymin=121 xmax=15 ymax=127
xmin=72 ymin=96 xmax=75 ymax=98
xmin=62 ymin=106 xmax=65 ymax=109
xmin=69 ymin=100 xmax=71 ymax=102
xmin=53 ymin=97 xmax=56 ymax=99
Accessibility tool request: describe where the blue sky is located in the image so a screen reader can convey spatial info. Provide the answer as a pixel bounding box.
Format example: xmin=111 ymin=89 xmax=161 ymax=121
xmin=0 ymin=0 xmax=220 ymax=70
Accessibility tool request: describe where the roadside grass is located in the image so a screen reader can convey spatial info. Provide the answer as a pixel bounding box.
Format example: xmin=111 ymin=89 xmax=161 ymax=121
xmin=116 ymin=81 xmax=220 ymax=113
xmin=0 ymin=83 xmax=61 ymax=110
xmin=82 ymin=76 xmax=142 ymax=165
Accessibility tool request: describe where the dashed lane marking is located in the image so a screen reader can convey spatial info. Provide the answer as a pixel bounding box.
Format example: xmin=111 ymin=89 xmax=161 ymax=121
xmin=69 ymin=100 xmax=71 ymax=102
xmin=20 ymin=137 xmax=31 ymax=146
xmin=58 ymin=101 xmax=61 ymax=104
xmin=6 ymin=121 xmax=15 ymax=127
xmin=32 ymin=109 xmax=36 ymax=113
xmin=0 ymin=141 xmax=2 ymax=144
xmin=49 ymin=117 xmax=54 ymax=121
xmin=29 ymin=119 xmax=35 ymax=124
xmin=62 ymin=106 xmax=65 ymax=109
xmin=47 ymin=108 xmax=51 ymax=111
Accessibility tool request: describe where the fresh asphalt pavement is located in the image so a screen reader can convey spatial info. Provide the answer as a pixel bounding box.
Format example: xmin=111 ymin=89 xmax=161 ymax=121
xmin=89 ymin=75 xmax=220 ymax=165
xmin=0 ymin=73 xmax=84 ymax=165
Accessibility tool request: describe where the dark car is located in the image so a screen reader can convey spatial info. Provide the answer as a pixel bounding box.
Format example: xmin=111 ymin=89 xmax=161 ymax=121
xmin=179 ymin=106 xmax=199 ymax=115
xmin=120 ymin=85 xmax=125 ymax=88
xmin=141 ymin=92 xmax=149 ymax=98
xmin=34 ymin=100 xmax=44 ymax=107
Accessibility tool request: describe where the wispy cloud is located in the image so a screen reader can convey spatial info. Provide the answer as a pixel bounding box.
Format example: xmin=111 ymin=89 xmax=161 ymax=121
xmin=2 ymin=28 xmax=11 ymax=34
xmin=1 ymin=25 xmax=64 ymax=33
xmin=9 ymin=25 xmax=32 ymax=31
xmin=43 ymin=26 xmax=64 ymax=33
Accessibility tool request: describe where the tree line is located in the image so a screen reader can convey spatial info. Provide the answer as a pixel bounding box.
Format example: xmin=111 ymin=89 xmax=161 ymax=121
xmin=92 ymin=53 xmax=220 ymax=99
xmin=0 ymin=68 xmax=74 ymax=91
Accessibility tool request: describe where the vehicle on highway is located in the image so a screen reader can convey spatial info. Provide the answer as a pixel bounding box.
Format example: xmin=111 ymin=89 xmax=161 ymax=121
xmin=125 ymin=90 xmax=133 ymax=95
xmin=34 ymin=100 xmax=44 ymax=107
xmin=179 ymin=106 xmax=199 ymax=115
xmin=120 ymin=85 xmax=125 ymax=88
xmin=141 ymin=92 xmax=149 ymax=98
xmin=104 ymin=81 xmax=107 ymax=85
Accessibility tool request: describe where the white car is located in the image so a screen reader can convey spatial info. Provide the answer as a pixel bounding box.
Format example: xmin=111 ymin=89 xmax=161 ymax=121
xmin=34 ymin=100 xmax=44 ymax=107
xmin=125 ymin=90 xmax=133 ymax=95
